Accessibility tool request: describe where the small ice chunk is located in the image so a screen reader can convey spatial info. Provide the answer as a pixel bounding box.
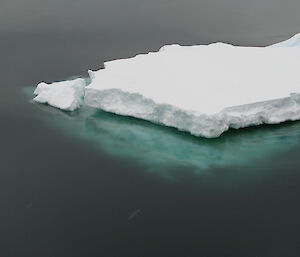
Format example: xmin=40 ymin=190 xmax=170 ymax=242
xmin=33 ymin=78 xmax=86 ymax=111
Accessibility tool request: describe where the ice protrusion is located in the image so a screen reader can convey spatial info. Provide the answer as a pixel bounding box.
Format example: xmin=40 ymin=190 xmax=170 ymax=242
xmin=88 ymin=70 xmax=96 ymax=80
xmin=159 ymin=44 xmax=182 ymax=52
xmin=268 ymin=33 xmax=300 ymax=47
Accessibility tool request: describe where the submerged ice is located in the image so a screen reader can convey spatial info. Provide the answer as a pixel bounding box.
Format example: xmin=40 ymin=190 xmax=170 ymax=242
xmin=33 ymin=33 xmax=300 ymax=137
xmin=25 ymin=94 xmax=300 ymax=173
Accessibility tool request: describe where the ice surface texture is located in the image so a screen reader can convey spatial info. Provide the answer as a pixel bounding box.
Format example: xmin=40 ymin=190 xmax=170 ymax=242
xmin=85 ymin=41 xmax=300 ymax=138
xmin=33 ymin=78 xmax=86 ymax=111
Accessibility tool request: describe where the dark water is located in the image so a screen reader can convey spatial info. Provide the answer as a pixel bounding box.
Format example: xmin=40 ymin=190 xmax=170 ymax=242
xmin=2 ymin=0 xmax=300 ymax=256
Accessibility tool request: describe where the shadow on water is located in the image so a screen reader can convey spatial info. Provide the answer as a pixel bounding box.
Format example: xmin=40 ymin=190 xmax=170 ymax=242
xmin=24 ymin=85 xmax=300 ymax=177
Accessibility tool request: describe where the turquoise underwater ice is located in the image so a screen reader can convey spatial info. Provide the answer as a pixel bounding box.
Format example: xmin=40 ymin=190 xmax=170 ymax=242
xmin=25 ymin=86 xmax=300 ymax=175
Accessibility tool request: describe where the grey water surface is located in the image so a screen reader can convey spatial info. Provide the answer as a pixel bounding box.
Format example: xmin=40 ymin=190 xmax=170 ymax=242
xmin=2 ymin=0 xmax=300 ymax=256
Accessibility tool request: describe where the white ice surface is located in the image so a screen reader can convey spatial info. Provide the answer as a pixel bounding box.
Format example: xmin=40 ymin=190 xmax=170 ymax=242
xmin=33 ymin=78 xmax=86 ymax=111
xmin=85 ymin=40 xmax=300 ymax=138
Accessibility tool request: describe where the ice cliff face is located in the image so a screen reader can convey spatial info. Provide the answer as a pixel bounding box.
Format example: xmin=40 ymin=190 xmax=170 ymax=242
xmin=85 ymin=88 xmax=300 ymax=138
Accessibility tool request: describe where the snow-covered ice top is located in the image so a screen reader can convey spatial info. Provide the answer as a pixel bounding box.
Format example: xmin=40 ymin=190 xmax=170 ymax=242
xmin=87 ymin=44 xmax=300 ymax=114
xmin=33 ymin=78 xmax=86 ymax=111
xmin=85 ymin=41 xmax=300 ymax=137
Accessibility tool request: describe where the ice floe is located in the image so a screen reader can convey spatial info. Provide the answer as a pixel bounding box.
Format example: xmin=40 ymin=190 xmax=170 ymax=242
xmin=85 ymin=41 xmax=300 ymax=137
xmin=33 ymin=33 xmax=300 ymax=137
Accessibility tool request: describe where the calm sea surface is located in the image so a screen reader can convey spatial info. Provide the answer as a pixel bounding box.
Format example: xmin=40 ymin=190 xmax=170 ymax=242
xmin=1 ymin=0 xmax=300 ymax=256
